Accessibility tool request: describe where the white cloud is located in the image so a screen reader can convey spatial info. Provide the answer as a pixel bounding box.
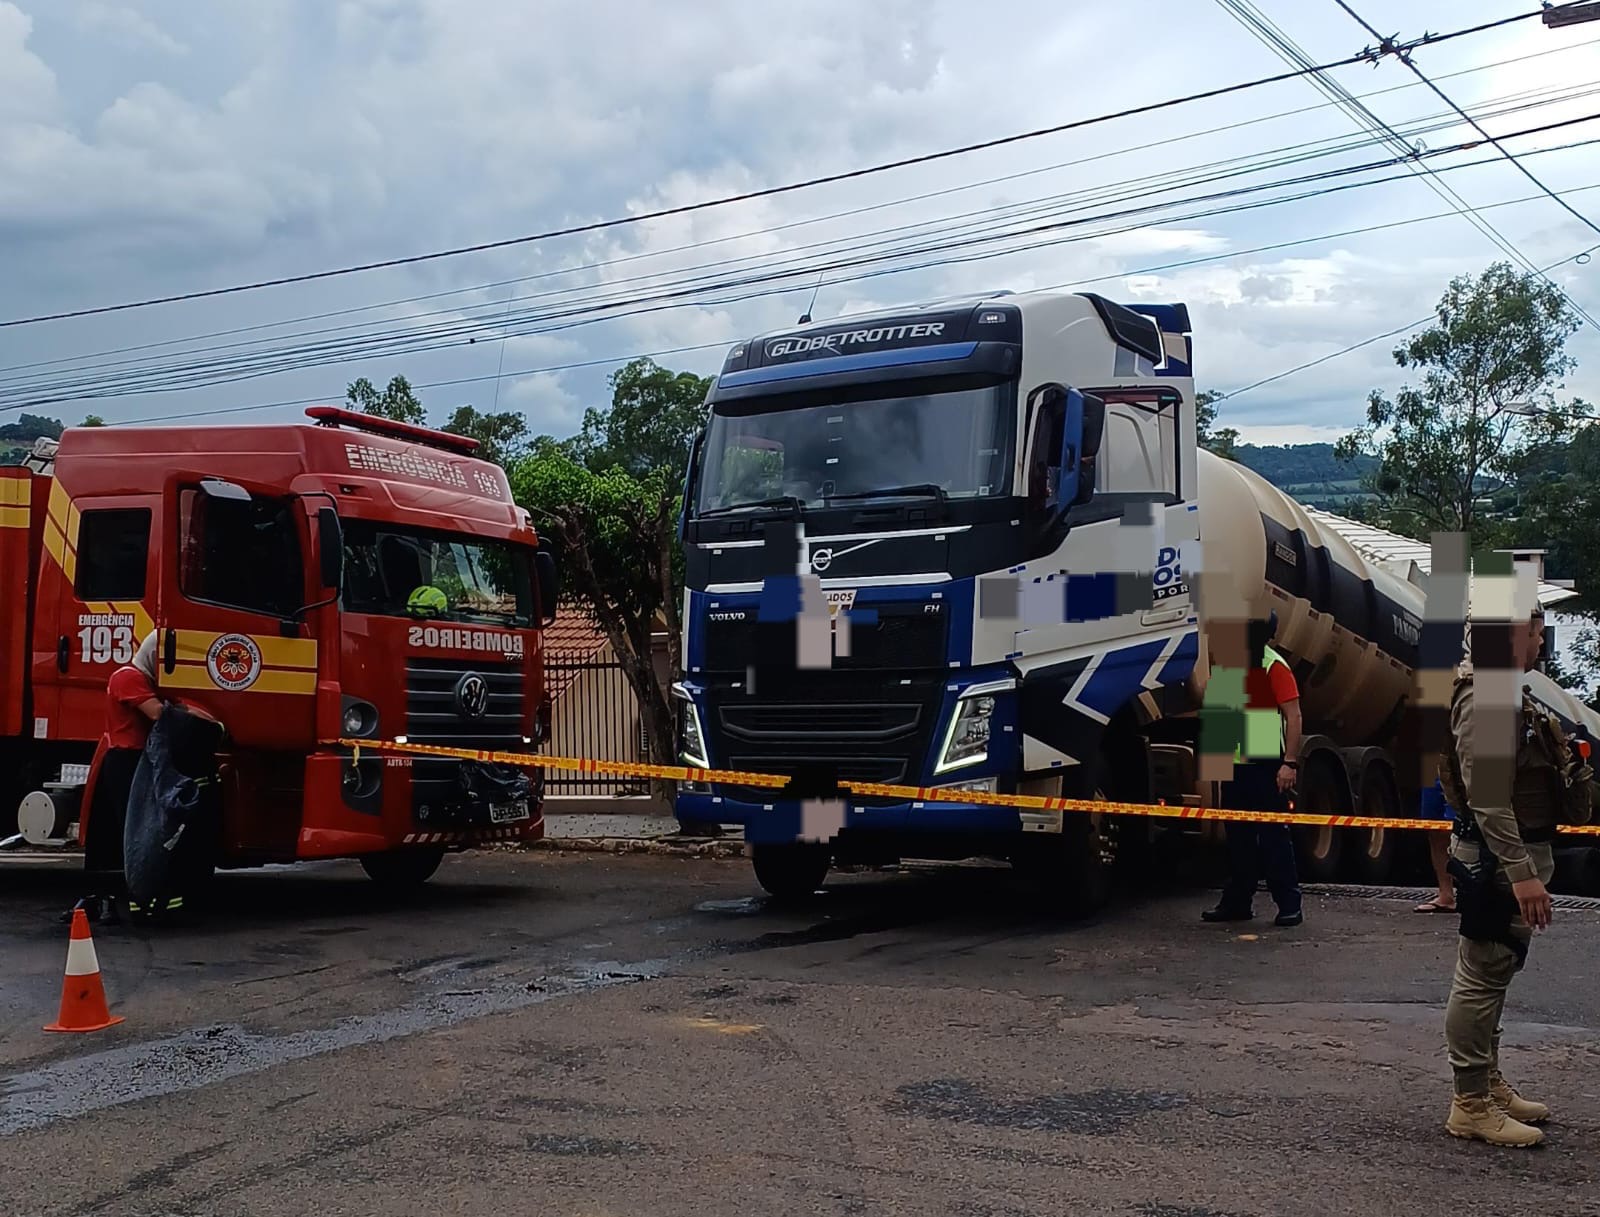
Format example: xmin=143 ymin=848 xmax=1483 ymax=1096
xmin=0 ymin=0 xmax=1595 ymax=439
xmin=73 ymin=2 xmax=187 ymax=56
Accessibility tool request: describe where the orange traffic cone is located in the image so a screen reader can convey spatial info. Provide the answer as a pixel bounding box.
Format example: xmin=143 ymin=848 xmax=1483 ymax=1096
xmin=44 ymin=907 xmax=124 ymax=1033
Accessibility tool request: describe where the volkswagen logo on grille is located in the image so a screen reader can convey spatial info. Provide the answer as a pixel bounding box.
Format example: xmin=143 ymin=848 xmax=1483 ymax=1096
xmin=454 ymin=672 xmax=490 ymax=720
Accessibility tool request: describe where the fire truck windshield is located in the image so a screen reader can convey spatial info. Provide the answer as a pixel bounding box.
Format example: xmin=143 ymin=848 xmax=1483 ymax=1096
xmin=341 ymin=520 xmax=533 ymax=627
xmin=696 ymin=379 xmax=1015 ymax=514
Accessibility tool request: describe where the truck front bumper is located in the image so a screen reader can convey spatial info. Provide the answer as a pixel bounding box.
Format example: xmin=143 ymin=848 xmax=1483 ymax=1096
xmin=675 ymin=790 xmax=1063 ymax=843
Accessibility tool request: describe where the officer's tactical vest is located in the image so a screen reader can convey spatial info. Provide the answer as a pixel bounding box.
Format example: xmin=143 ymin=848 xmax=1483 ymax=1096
xmin=1436 ymin=672 xmax=1595 ymax=832
xmin=1234 ymin=644 xmax=1291 ymax=764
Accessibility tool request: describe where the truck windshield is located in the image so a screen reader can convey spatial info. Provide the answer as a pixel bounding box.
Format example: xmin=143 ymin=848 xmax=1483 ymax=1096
xmin=695 ymin=380 xmax=1015 ymax=513
xmin=342 ymin=520 xmax=533 ymax=627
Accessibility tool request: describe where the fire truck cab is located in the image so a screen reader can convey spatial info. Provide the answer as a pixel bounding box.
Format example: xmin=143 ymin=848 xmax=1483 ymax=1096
xmin=1 ymin=407 xmax=555 ymax=889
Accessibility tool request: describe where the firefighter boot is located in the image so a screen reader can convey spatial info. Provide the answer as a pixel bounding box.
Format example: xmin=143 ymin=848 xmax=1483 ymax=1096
xmin=1446 ymin=1094 xmax=1545 ymax=1146
xmin=1490 ymin=1073 xmax=1549 ymax=1124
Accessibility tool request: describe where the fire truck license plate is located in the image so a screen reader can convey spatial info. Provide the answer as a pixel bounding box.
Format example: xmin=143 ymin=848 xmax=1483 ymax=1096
xmin=489 ymin=801 xmax=530 ymax=824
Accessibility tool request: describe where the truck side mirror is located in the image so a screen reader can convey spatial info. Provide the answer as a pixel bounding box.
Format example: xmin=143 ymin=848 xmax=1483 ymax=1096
xmin=535 ymin=544 xmax=560 ymax=626
xmin=317 ymin=508 xmax=343 ymax=591
xmin=680 ymin=428 xmax=706 ymax=539
xmin=199 ymin=477 xmax=251 ymax=502
xmin=1073 ymin=392 xmax=1106 ymax=508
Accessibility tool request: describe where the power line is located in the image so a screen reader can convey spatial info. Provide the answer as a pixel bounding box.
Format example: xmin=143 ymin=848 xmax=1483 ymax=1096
xmin=1332 ymin=0 xmax=1600 ymax=239
xmin=1214 ymin=0 xmax=1600 ymax=330
xmin=1216 ymin=240 xmax=1600 ymax=403
xmin=9 ymin=30 xmax=1595 ymax=378
xmin=106 ymin=200 xmax=1600 ymax=430
xmin=13 ymin=73 xmax=1595 ymax=392
xmin=10 ymin=121 xmax=1596 ymax=411
xmin=0 ymin=6 xmax=1556 ymax=332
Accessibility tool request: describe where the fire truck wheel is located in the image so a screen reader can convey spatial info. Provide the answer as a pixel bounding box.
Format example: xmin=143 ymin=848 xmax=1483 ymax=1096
xmin=751 ymin=843 xmax=831 ymax=902
xmin=360 ymin=847 xmax=446 ymax=888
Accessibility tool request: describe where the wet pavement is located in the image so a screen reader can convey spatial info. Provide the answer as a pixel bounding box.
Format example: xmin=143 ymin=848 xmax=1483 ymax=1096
xmin=3 ymin=849 xmax=1599 ymax=1216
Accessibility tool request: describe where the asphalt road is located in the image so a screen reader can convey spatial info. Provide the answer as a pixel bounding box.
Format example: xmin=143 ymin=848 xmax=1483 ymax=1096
xmin=3 ymin=849 xmax=1599 ymax=1217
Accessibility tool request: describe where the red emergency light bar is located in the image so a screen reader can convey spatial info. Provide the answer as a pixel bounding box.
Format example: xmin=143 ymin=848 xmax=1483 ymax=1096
xmin=304 ymin=405 xmax=482 ymax=456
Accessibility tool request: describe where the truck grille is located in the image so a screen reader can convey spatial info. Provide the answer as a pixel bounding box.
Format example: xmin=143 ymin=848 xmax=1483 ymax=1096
xmin=706 ymin=688 xmax=936 ymax=805
xmin=405 ymin=659 xmax=526 ymax=808
xmin=702 ymin=605 xmax=948 ymax=672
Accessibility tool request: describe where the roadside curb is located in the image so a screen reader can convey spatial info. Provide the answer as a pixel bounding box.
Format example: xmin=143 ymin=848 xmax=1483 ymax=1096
xmin=516 ymin=837 xmax=748 ymax=859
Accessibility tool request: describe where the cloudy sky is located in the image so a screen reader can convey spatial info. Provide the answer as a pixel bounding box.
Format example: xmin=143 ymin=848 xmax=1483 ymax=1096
xmin=1 ymin=0 xmax=1597 ymax=445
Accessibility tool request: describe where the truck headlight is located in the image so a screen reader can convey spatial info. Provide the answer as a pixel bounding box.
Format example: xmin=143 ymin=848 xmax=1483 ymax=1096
xmin=679 ymin=699 xmax=710 ymax=769
xmin=936 ymin=694 xmax=994 ymax=773
xmin=341 ymin=697 xmax=379 ymax=738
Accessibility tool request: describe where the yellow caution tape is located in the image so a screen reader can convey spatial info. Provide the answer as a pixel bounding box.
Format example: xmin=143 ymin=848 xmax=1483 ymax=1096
xmin=330 ymin=738 xmax=1600 ymax=836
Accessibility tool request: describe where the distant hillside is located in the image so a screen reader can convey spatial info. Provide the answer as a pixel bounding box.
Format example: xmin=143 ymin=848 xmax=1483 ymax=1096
xmin=1229 ymin=442 xmax=1379 ymax=509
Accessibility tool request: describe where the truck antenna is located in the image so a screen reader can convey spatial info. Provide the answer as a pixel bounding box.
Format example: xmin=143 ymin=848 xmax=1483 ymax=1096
xmin=798 ymin=270 xmax=824 ymax=325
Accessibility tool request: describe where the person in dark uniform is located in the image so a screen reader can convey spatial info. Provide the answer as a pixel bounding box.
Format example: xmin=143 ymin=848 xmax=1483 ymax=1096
xmin=1202 ymin=611 xmax=1304 ymax=927
xmin=67 ymin=633 xmax=165 ymax=924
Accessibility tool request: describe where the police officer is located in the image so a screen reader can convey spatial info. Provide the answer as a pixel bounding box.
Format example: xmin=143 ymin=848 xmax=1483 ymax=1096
xmin=1439 ymin=601 xmax=1593 ymax=1145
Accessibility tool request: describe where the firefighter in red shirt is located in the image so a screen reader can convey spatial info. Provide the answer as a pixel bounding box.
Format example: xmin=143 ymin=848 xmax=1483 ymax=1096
xmin=66 ymin=633 xmax=201 ymax=923
xmin=1203 ymin=611 xmax=1305 ymax=927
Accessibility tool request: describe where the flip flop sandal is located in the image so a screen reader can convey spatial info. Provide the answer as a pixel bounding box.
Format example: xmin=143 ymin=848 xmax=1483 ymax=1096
xmin=1414 ymin=899 xmax=1456 ymax=913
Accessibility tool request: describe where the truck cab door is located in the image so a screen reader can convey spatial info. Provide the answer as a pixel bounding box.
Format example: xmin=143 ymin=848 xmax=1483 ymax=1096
xmin=154 ymin=475 xmax=319 ymax=751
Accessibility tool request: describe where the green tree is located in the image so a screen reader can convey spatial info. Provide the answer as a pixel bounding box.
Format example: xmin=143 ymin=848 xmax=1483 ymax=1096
xmin=347 ymin=374 xmax=426 ymax=425
xmin=1195 ymin=389 xmax=1239 ymax=460
xmin=81 ymin=415 xmax=106 ymax=427
xmin=571 ymin=357 xmax=710 ymax=480
xmin=1334 ymin=262 xmax=1585 ymax=538
xmin=440 ymin=405 xmax=529 ymax=467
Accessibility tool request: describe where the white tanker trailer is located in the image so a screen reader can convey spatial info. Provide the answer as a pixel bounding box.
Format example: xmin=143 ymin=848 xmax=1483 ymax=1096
xmin=673 ymin=288 xmax=1600 ymax=907
xmin=1167 ymin=448 xmax=1600 ymax=889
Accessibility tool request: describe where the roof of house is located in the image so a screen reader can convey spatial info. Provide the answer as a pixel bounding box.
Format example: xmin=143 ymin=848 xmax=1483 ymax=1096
xmin=541 ymin=606 xmax=613 ymax=703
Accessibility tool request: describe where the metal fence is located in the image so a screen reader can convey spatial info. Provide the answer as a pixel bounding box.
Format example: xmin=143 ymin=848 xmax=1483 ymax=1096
xmin=541 ymin=654 xmax=651 ymax=796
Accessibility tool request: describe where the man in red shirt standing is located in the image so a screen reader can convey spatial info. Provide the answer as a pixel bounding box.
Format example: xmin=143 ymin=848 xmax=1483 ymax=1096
xmin=70 ymin=633 xmax=166 ymax=924
xmin=1203 ymin=611 xmax=1305 ymax=927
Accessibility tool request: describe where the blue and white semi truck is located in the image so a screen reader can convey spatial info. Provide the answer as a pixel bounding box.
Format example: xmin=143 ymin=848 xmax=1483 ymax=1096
xmin=671 ymin=290 xmax=1600 ymax=910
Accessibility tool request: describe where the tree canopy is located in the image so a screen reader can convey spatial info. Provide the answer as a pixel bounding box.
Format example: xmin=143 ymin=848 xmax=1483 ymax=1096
xmin=1334 ymin=262 xmax=1587 ymax=539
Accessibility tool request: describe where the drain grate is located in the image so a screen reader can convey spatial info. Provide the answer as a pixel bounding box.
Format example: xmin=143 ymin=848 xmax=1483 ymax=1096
xmin=1304 ymin=883 xmax=1600 ymax=912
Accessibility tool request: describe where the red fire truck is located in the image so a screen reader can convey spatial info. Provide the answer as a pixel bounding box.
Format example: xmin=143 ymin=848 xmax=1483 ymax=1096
xmin=0 ymin=407 xmax=557 ymax=889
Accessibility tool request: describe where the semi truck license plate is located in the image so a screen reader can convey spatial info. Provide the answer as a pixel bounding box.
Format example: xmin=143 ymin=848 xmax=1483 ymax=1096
xmin=489 ymin=801 xmax=530 ymax=824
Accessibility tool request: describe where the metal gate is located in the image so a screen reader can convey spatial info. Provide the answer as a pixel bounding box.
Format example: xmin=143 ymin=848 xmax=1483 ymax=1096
xmin=541 ymin=653 xmax=650 ymax=796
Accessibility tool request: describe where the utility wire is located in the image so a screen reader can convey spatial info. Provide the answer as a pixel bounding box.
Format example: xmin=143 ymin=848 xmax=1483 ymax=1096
xmin=11 ymin=74 xmax=1594 ymax=390
xmin=0 ymin=6 xmax=1555 ymax=331
xmin=103 ymin=196 xmax=1600 ymax=429
xmin=8 ymin=120 xmax=1597 ymax=410
xmin=1214 ymin=0 xmax=1600 ymax=330
xmin=1332 ymin=0 xmax=1600 ymax=239
xmin=8 ymin=30 xmax=1594 ymax=377
xmin=1217 ymin=240 xmax=1600 ymax=402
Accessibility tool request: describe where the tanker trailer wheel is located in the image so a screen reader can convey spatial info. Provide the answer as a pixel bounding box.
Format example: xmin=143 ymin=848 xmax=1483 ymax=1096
xmin=1350 ymin=767 xmax=1400 ymax=886
xmin=1291 ymin=757 xmax=1345 ymax=884
xmin=1552 ymin=846 xmax=1600 ymax=897
xmin=360 ymin=846 xmax=446 ymax=889
xmin=751 ymin=843 xmax=831 ymax=902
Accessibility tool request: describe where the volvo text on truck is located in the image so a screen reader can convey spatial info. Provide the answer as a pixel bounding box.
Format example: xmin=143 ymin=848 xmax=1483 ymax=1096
xmin=0 ymin=407 xmax=559 ymax=893
xmin=671 ymin=290 xmax=1600 ymax=911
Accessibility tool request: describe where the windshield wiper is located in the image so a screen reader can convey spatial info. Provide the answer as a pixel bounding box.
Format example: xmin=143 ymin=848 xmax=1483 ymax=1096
xmin=824 ymin=483 xmax=948 ymax=504
xmin=697 ymin=495 xmax=805 ymax=518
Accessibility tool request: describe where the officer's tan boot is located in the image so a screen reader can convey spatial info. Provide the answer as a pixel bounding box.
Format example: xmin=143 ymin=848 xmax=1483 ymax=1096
xmin=1490 ymin=1072 xmax=1549 ymax=1124
xmin=1446 ymin=1094 xmax=1545 ymax=1146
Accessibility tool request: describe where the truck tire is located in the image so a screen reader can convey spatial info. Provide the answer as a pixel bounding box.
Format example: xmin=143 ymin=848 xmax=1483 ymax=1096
xmin=751 ymin=843 xmax=831 ymax=901
xmin=360 ymin=847 xmax=446 ymax=888
xmin=1350 ymin=767 xmax=1400 ymax=885
xmin=1013 ymin=773 xmax=1118 ymax=920
xmin=1291 ymin=756 xmax=1347 ymax=883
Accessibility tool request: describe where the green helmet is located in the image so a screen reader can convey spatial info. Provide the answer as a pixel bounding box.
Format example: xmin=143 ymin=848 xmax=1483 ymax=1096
xmin=406 ymin=585 xmax=449 ymax=618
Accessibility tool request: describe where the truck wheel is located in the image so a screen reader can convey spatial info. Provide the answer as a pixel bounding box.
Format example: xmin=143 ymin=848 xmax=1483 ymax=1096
xmin=360 ymin=847 xmax=446 ymax=888
xmin=1351 ymin=827 xmax=1397 ymax=886
xmin=1014 ymin=786 xmax=1118 ymax=920
xmin=751 ymin=843 xmax=830 ymax=901
xmin=1294 ymin=824 xmax=1343 ymax=883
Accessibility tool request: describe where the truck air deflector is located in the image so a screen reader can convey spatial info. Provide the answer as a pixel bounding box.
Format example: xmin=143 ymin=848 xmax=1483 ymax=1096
xmin=710 ymin=341 xmax=1016 ymax=404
